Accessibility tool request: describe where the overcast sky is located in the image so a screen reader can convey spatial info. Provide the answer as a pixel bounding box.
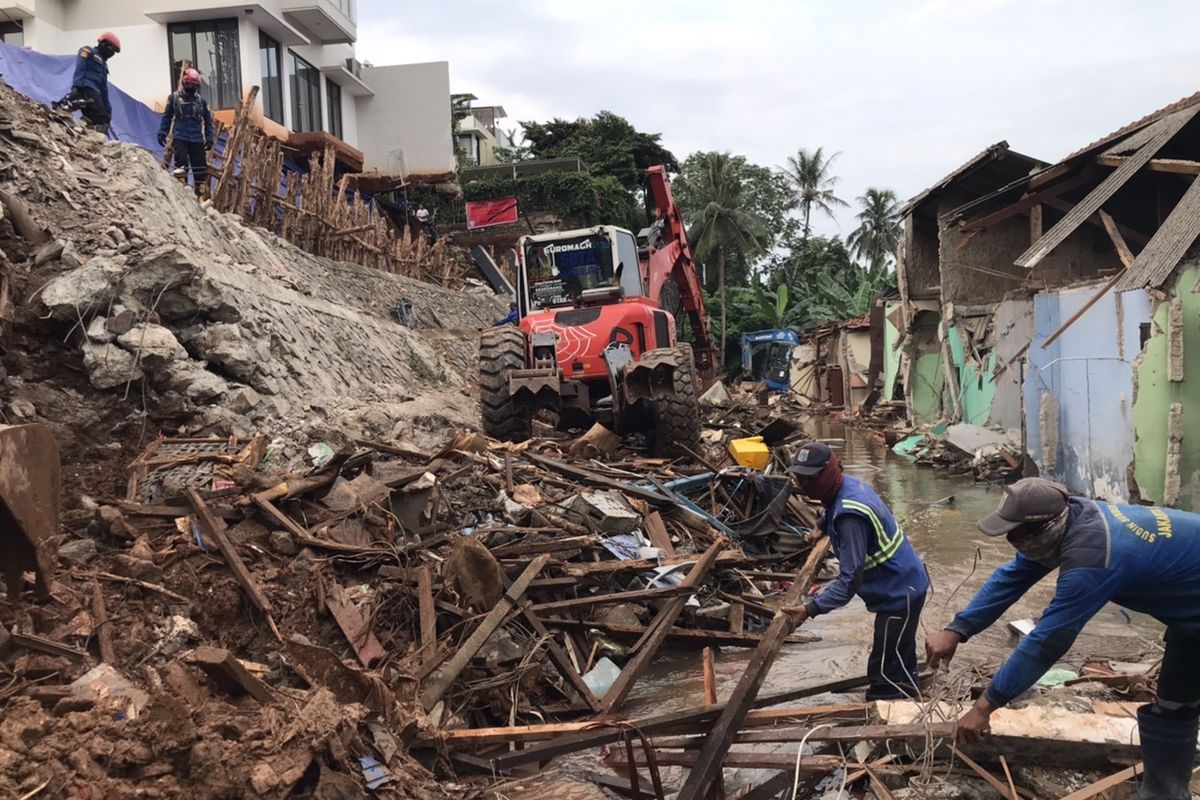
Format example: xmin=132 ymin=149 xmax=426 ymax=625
xmin=357 ymin=0 xmax=1200 ymax=237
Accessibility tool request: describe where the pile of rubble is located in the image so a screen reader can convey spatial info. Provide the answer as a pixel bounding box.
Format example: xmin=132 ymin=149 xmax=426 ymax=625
xmin=0 ymin=75 xmax=504 ymax=505
xmin=0 ymin=414 xmax=830 ymax=798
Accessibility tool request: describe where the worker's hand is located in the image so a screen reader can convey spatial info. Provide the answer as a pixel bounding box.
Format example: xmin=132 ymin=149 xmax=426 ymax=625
xmin=204 ymin=140 xmax=214 ymax=151
xmin=780 ymin=605 xmax=810 ymax=626
xmin=955 ymin=697 xmax=995 ymax=743
xmin=805 ymin=526 xmax=825 ymax=543
xmin=157 ymin=132 xmax=167 ymax=146
xmin=925 ymin=629 xmax=964 ymax=670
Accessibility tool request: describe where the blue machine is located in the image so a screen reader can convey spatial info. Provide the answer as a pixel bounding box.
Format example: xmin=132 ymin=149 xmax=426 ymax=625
xmin=740 ymin=329 xmax=800 ymax=391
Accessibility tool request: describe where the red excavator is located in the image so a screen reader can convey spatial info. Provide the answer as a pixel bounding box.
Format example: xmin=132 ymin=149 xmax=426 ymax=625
xmin=478 ymin=166 xmax=716 ymax=457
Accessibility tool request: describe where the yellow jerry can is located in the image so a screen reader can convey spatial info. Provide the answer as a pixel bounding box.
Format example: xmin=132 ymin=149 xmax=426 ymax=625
xmin=728 ymin=436 xmax=770 ymax=470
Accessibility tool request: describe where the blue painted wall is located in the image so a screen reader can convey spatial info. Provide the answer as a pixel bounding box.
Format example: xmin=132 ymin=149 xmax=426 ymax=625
xmin=1024 ymin=284 xmax=1151 ymax=500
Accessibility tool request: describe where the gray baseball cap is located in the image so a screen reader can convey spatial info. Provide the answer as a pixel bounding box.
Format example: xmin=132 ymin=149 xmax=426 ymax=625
xmin=788 ymin=442 xmax=834 ymax=477
xmin=977 ymin=478 xmax=1070 ymax=536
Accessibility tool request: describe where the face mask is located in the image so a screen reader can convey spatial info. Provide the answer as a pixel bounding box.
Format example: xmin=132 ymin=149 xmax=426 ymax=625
xmin=1007 ymin=508 xmax=1069 ymax=566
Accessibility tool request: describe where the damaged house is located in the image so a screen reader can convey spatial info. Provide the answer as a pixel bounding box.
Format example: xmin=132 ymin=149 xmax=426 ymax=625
xmin=897 ymin=93 xmax=1200 ymax=507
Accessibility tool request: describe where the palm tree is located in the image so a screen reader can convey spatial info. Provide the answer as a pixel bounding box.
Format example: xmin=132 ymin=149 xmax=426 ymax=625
xmin=685 ymin=152 xmax=771 ymax=366
xmin=782 ymin=147 xmax=848 ymax=240
xmin=848 ymin=188 xmax=901 ymax=275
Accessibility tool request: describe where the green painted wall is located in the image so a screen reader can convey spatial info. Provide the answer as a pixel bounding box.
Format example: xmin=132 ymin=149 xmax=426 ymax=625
xmin=883 ymin=304 xmax=901 ymax=402
xmin=947 ymin=325 xmax=999 ymax=426
xmin=910 ymin=311 xmax=944 ymax=424
xmin=1133 ymin=264 xmax=1200 ymax=510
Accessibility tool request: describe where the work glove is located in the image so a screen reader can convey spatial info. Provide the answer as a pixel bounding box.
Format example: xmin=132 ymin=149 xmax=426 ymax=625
xmin=157 ymin=132 xmax=167 ymax=146
xmin=204 ymin=140 xmax=214 ymax=151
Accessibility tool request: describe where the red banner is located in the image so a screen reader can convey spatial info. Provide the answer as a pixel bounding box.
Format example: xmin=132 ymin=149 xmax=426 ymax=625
xmin=466 ymin=196 xmax=519 ymax=230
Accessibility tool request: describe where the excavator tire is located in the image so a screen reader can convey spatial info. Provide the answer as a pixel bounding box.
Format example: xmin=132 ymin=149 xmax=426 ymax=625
xmin=652 ymin=342 xmax=702 ymax=458
xmin=479 ymin=325 xmax=532 ymax=443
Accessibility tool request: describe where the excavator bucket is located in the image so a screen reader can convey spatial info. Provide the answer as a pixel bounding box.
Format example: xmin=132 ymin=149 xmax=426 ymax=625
xmin=0 ymin=424 xmax=60 ymax=601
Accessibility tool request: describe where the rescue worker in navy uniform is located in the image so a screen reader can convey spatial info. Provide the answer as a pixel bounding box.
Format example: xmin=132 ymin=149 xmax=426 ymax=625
xmin=54 ymin=32 xmax=121 ymax=133
xmin=157 ymin=68 xmax=215 ymax=198
xmin=782 ymin=442 xmax=930 ymax=699
xmin=926 ymin=477 xmax=1200 ymax=799
xmin=493 ymin=302 xmax=518 ymax=327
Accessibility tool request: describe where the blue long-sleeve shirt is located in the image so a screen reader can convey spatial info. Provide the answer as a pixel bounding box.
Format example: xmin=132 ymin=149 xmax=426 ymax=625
xmin=948 ymin=498 xmax=1200 ymax=707
xmin=71 ymin=45 xmax=111 ymax=117
xmin=803 ymin=476 xmax=929 ymax=617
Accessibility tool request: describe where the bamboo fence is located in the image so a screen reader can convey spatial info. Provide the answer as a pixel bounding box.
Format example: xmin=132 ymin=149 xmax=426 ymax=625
xmin=205 ymin=87 xmax=464 ymax=285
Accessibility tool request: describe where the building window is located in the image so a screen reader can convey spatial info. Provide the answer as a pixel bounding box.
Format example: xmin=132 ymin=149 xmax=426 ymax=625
xmin=258 ymin=32 xmax=283 ymax=124
xmin=288 ymin=51 xmax=321 ymax=133
xmin=167 ymin=19 xmax=242 ymax=109
xmin=0 ymin=21 xmax=23 ymax=47
xmin=326 ymin=80 xmax=342 ymax=139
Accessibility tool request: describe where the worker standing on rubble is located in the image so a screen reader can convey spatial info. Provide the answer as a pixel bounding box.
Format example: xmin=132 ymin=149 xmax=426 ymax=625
xmin=53 ymin=32 xmax=120 ymax=133
xmin=925 ymin=477 xmax=1200 ymax=800
xmin=157 ymin=68 xmax=215 ymax=198
xmin=782 ymin=442 xmax=929 ymax=700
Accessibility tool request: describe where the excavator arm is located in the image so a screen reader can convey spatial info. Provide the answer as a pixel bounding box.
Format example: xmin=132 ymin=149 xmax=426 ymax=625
xmin=643 ymin=166 xmax=717 ymax=385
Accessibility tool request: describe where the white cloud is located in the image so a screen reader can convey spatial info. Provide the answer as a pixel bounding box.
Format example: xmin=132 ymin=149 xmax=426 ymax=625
xmin=356 ymin=0 xmax=1200 ymax=237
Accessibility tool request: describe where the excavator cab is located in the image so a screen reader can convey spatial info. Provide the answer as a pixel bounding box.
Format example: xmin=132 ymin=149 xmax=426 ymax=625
xmin=478 ymin=166 xmax=712 ymax=457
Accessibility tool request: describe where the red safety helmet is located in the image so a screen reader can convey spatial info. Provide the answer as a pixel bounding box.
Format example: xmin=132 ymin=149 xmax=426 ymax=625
xmin=97 ymin=32 xmax=121 ymax=53
xmin=182 ymin=68 xmax=202 ymax=87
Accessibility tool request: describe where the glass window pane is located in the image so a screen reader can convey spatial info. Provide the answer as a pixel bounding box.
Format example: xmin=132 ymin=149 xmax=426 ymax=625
xmin=214 ymin=21 xmax=241 ymax=108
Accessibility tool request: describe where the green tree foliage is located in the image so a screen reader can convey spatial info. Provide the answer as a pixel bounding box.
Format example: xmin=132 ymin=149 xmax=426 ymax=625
xmin=847 ymin=188 xmax=902 ymax=274
xmin=464 ymin=172 xmax=638 ymax=230
xmin=674 ymin=152 xmax=796 ymax=291
xmin=782 ymin=147 xmax=848 ymax=240
xmin=520 ymin=111 xmax=679 ymax=191
xmin=766 ymin=233 xmax=895 ymax=330
xmin=674 ymin=152 xmax=771 ymax=367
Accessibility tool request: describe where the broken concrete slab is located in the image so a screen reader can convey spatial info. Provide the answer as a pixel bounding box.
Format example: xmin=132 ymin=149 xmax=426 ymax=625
xmin=39 ymin=256 xmax=121 ymax=320
xmin=116 ymin=323 xmax=187 ymax=364
xmin=81 ymin=341 xmax=143 ymax=390
xmin=570 ymin=491 xmax=641 ymax=535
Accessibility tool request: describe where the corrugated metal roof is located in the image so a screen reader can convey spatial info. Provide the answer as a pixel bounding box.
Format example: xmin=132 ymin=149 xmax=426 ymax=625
xmin=902 ymin=141 xmax=1012 ymax=214
xmin=1015 ymin=106 xmax=1200 ymax=269
xmin=1059 ymin=91 xmax=1200 ymax=164
xmin=1115 ymin=174 xmax=1200 ymax=291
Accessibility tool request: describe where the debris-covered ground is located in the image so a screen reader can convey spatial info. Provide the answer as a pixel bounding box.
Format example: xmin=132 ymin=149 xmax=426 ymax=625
xmin=0 ymin=79 xmax=1178 ymax=799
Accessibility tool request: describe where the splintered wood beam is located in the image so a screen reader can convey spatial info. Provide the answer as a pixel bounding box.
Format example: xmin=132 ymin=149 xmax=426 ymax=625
xmin=529 ymin=586 xmax=695 ymax=615
xmin=674 ymin=537 xmax=832 ymax=800
xmin=1030 ymin=204 xmax=1043 ymax=242
xmin=187 ymin=489 xmax=280 ymax=640
xmin=1099 ymin=209 xmax=1137 ymax=268
xmin=600 ymin=539 xmax=726 ymax=713
xmin=959 ymin=172 xmax=1093 ymax=232
xmin=417 ymin=566 xmax=437 ymax=652
xmin=420 ymin=555 xmax=549 ymax=712
xmin=1038 ymin=209 xmax=1136 ymax=350
xmin=1097 ymin=154 xmax=1200 ymax=175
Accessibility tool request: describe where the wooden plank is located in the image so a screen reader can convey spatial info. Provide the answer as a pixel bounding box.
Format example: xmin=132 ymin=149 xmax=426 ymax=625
xmin=1056 ymin=764 xmax=1143 ymax=800
xmin=999 ymin=755 xmax=1018 ymax=800
xmin=675 ymin=537 xmax=831 ymax=800
xmin=1029 ymin=203 xmax=1043 ymax=242
xmin=417 ymin=566 xmax=437 ymax=652
xmin=187 ymin=645 xmax=272 ymax=703
xmin=91 ymin=582 xmax=115 ymax=664
xmin=960 ymin=171 xmax=1092 ymax=232
xmin=1100 ymin=210 xmax=1137 ymax=268
xmin=728 ymin=602 xmax=745 ymax=634
xmin=562 ymin=549 xmax=755 ymax=578
xmin=489 ymin=535 xmax=597 ymax=557
xmin=481 ymin=675 xmax=870 ymax=770
xmin=187 ymin=489 xmax=279 ymax=639
xmin=517 ymin=605 xmax=602 ymax=712
xmin=420 ymin=703 xmax=871 ymax=747
xmin=524 ymin=454 xmax=673 ymax=506
xmin=702 ymin=647 xmax=717 ymax=705
xmin=542 ymin=620 xmax=818 ymax=650
xmin=529 ymin=586 xmax=694 ymax=615
xmin=325 ymin=581 xmax=386 ymax=668
xmin=420 ymin=555 xmax=549 ymax=711
xmin=11 ymin=632 xmax=87 ymax=660
xmin=601 ymin=539 xmax=726 ymax=713
xmin=1016 ymin=106 xmax=1200 ymax=268
xmin=1038 ymin=209 xmax=1137 ymax=350
xmin=950 ymin=745 xmax=1020 ymax=800
xmin=1115 ymin=169 xmax=1200 ymax=290
xmin=643 ymin=511 xmax=676 ymax=557
xmin=1097 ymin=154 xmax=1200 ymax=175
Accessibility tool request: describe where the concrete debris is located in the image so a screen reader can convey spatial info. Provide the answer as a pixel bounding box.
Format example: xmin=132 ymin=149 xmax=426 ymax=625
xmin=81 ymin=341 xmax=143 ymax=389
xmin=116 ymin=323 xmax=188 ymax=364
xmin=700 ymin=380 xmax=732 ymax=407
xmin=57 ymin=538 xmax=99 ymax=567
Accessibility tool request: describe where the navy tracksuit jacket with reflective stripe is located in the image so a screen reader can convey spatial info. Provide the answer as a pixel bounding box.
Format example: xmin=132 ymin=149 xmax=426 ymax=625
xmin=71 ymin=46 xmax=111 ymax=117
xmin=807 ymin=475 xmax=929 ymax=617
xmin=947 ymin=498 xmax=1200 ymax=707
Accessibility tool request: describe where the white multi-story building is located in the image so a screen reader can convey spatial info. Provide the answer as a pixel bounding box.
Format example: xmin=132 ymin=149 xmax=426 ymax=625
xmin=0 ymin=0 xmax=455 ymax=178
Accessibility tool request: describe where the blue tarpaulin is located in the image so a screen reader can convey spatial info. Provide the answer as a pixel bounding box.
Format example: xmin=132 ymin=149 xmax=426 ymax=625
xmin=0 ymin=41 xmax=166 ymax=158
